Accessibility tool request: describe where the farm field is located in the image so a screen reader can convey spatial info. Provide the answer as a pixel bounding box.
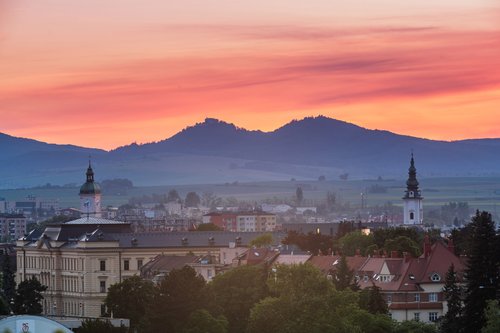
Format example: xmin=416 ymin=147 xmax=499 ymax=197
xmin=1 ymin=177 xmax=500 ymax=217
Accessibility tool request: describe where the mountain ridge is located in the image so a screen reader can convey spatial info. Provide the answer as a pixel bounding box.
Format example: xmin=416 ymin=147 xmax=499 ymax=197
xmin=1 ymin=116 xmax=499 ymax=188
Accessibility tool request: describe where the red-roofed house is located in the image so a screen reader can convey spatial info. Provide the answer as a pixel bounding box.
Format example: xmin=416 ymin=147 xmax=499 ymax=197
xmin=309 ymin=237 xmax=465 ymax=323
xmin=357 ymin=238 xmax=464 ymax=323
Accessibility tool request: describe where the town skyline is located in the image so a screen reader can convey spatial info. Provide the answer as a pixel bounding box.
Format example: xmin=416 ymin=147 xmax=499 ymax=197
xmin=1 ymin=0 xmax=500 ymax=149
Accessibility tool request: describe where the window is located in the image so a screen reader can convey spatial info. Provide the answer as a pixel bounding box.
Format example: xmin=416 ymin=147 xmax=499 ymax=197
xmin=414 ymin=312 xmax=420 ymax=321
xmin=100 ymin=280 xmax=106 ymax=293
xmin=414 ymin=293 xmax=421 ymax=302
xmin=100 ymin=304 xmax=106 ymax=316
xmin=386 ymin=294 xmax=392 ymax=303
xmin=207 ymin=269 xmax=212 ymax=279
xmin=429 ymin=312 xmax=438 ymax=322
xmin=100 ymin=260 xmax=106 ymax=271
xmin=137 ymin=259 xmax=143 ymax=270
xmin=124 ymin=260 xmax=130 ymax=271
xmin=410 ymin=212 xmax=414 ymax=220
xmin=431 ymin=273 xmax=441 ymax=282
xmin=429 ymin=293 xmax=438 ymax=302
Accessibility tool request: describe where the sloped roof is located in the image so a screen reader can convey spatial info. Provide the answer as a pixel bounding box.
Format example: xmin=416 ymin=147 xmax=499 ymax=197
xmin=65 ymin=217 xmax=128 ymax=224
xmin=419 ymin=241 xmax=465 ymax=283
xmin=244 ymin=248 xmax=280 ymax=265
xmin=274 ymin=254 xmax=312 ymax=265
xmin=308 ymin=255 xmax=368 ymax=274
xmin=140 ymin=254 xmax=199 ymax=277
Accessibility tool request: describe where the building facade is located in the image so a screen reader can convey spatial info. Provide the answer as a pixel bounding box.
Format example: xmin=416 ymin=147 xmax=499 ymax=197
xmin=204 ymin=211 xmax=277 ymax=232
xmin=15 ymin=218 xmax=285 ymax=318
xmin=0 ymin=213 xmax=27 ymax=241
xmin=309 ymin=237 xmax=465 ymax=323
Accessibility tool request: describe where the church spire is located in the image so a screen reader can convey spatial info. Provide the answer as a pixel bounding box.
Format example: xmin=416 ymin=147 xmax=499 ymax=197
xmin=86 ymin=157 xmax=94 ymax=183
xmin=404 ymin=153 xmax=421 ymax=198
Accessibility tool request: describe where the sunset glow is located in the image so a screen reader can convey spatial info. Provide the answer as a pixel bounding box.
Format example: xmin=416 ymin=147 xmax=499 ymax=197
xmin=1 ymin=0 xmax=500 ymax=149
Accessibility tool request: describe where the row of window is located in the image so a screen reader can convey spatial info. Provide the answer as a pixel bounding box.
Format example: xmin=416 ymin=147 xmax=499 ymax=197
xmin=386 ymin=292 xmax=439 ymax=303
xmin=414 ymin=312 xmax=439 ymax=322
xmin=99 ymin=259 xmax=143 ymax=271
xmin=22 ymin=256 xmax=54 ymax=269
xmin=62 ymin=276 xmax=80 ymax=293
xmin=62 ymin=257 xmax=81 ymax=271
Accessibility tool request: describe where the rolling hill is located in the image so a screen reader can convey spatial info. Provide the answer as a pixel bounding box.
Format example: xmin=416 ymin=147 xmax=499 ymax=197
xmin=1 ymin=116 xmax=499 ymax=188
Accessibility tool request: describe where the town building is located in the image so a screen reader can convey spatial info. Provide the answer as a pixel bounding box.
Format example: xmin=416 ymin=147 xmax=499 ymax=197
xmin=15 ymin=217 xmax=285 ymax=318
xmin=403 ymin=154 xmax=423 ymax=225
xmin=309 ymin=237 xmax=465 ymax=323
xmin=203 ymin=211 xmax=277 ymax=232
xmin=0 ymin=213 xmax=27 ymax=241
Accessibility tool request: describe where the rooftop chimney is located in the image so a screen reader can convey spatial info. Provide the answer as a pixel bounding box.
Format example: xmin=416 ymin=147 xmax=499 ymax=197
xmin=447 ymin=238 xmax=455 ymax=254
xmin=423 ymin=234 xmax=431 ymax=258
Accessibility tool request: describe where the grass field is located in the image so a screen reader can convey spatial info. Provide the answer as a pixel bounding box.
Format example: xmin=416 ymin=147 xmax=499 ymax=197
xmin=1 ymin=177 xmax=500 ymax=217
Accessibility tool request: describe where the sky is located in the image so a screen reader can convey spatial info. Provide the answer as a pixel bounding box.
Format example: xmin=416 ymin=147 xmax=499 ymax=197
xmin=1 ymin=0 xmax=499 ymax=150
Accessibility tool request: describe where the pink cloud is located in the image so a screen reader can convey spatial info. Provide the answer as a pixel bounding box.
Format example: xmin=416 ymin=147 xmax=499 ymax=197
xmin=1 ymin=23 xmax=500 ymax=148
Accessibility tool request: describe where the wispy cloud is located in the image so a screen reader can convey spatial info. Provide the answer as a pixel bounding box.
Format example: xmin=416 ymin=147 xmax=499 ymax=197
xmin=1 ymin=20 xmax=500 ymax=148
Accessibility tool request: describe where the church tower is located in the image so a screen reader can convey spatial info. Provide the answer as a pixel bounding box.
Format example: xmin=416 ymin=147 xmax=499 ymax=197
xmin=403 ymin=154 xmax=423 ymax=225
xmin=79 ymin=160 xmax=102 ymax=218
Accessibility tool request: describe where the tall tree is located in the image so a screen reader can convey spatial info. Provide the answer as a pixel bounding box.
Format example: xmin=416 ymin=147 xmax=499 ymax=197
xmin=295 ymin=187 xmax=303 ymax=206
xmin=185 ymin=192 xmax=201 ymax=207
xmin=104 ymin=276 xmax=155 ymax=330
xmin=182 ymin=309 xmax=228 ymax=333
xmin=201 ymin=191 xmax=222 ymax=209
xmin=462 ymin=211 xmax=499 ymax=333
xmin=209 ymin=265 xmax=268 ymax=333
xmin=338 ymin=230 xmax=374 ymax=256
xmin=384 ymin=236 xmax=421 ymax=258
xmin=142 ymin=266 xmax=207 ymax=333
xmin=482 ymin=300 xmax=500 ymax=333
xmin=167 ymin=189 xmax=181 ymax=203
xmin=440 ymin=263 xmax=463 ymax=333
xmin=359 ymin=284 xmax=388 ymax=315
xmin=13 ymin=277 xmax=47 ymax=315
xmin=1 ymin=251 xmax=16 ymax=311
xmin=331 ymin=255 xmax=356 ymax=291
xmin=248 ymin=264 xmax=392 ymax=333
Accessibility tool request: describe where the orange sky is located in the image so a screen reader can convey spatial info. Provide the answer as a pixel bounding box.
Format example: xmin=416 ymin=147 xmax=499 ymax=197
xmin=1 ymin=0 xmax=500 ymax=150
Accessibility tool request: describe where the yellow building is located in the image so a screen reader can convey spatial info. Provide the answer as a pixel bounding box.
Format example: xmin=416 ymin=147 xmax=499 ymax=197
xmin=16 ymin=217 xmax=285 ymax=318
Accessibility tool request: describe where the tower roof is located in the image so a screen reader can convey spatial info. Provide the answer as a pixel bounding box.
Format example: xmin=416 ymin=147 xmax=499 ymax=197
xmin=403 ymin=153 xmax=422 ymax=199
xmin=79 ymin=160 xmax=101 ymax=195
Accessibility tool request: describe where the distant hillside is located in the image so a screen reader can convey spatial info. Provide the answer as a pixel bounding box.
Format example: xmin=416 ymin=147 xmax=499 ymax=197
xmin=1 ymin=116 xmax=500 ymax=188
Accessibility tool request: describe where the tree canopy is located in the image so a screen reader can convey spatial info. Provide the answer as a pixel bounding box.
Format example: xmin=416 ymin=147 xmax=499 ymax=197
xmin=104 ymin=275 xmax=155 ymax=329
xmin=462 ymin=211 xmax=499 ymax=333
xmin=185 ymin=192 xmax=201 ymax=207
xmin=13 ymin=277 xmax=47 ymax=315
xmin=209 ymin=265 xmax=268 ymax=333
xmin=249 ymin=234 xmax=273 ymax=248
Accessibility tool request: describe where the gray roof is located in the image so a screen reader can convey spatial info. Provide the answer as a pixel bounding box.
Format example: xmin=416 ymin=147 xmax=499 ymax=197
xmin=65 ymin=217 xmax=128 ymax=225
xmin=108 ymin=231 xmax=287 ymax=249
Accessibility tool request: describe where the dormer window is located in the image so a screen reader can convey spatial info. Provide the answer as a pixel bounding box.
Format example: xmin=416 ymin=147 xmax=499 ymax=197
xmin=431 ymin=273 xmax=441 ymax=282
